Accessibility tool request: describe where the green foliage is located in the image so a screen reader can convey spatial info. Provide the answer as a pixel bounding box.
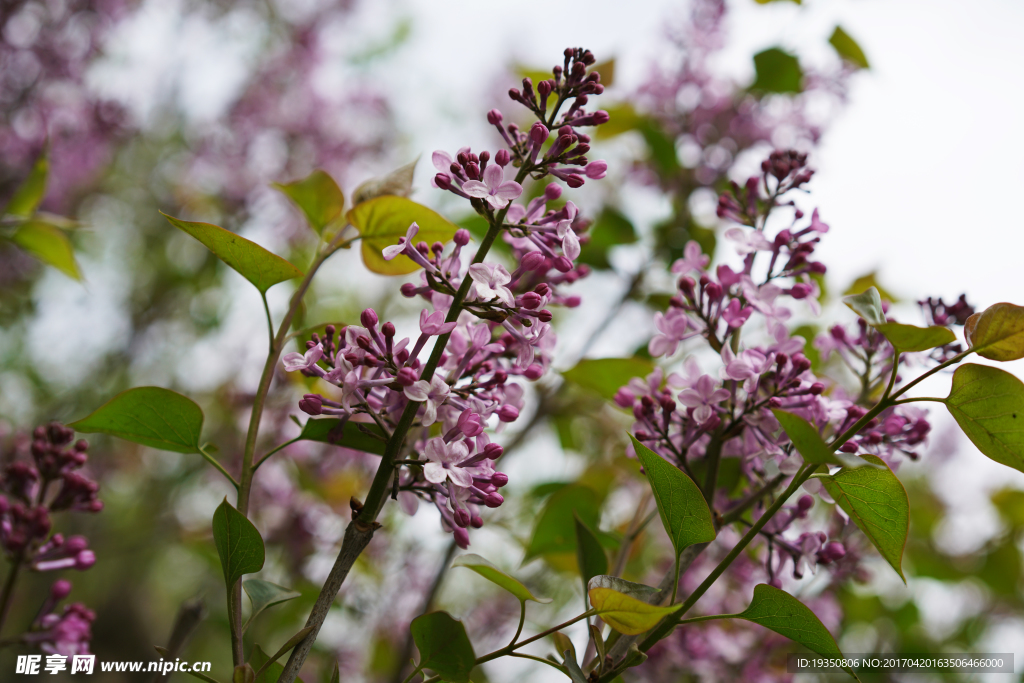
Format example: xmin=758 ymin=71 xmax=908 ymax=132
xmin=410 ymin=611 xmax=476 ymax=683
xmin=451 ymin=554 xmax=551 ymax=604
xmin=243 ymin=579 xmax=301 ymax=631
xmin=562 ymin=649 xmax=588 ymax=683
xmin=12 ymin=220 xmax=81 ymax=280
xmin=163 ymin=213 xmax=304 ymax=294
xmin=844 ymin=272 xmax=898 ymax=303
xmin=350 ymin=158 xmax=417 ymax=207
xmin=4 ymin=155 xmax=48 ymax=218
xmin=821 ymin=454 xmax=909 ymax=582
xmin=249 ymin=644 xmax=304 ymax=683
xmin=629 ymin=435 xmax=716 ymax=557
xmin=587 ymin=575 xmax=680 ymax=635
xmin=298 ymin=418 xmax=387 ymax=455
xmin=577 ymin=207 xmax=637 ymax=270
xmin=71 ymin=386 xmax=204 ymax=453
xmin=346 ymin=195 xmax=457 ymax=275
xmin=945 ymin=363 xmax=1024 ymax=473
xmin=771 ymin=409 xmax=868 ymax=469
xmin=829 ymin=26 xmax=870 ymax=69
xmin=965 ymin=302 xmax=1024 ymax=361
xmin=562 ymin=357 xmax=654 ymax=401
xmin=842 ymin=287 xmax=885 ymax=326
xmin=212 ymin=499 xmax=265 ymax=588
xmin=751 ymin=48 xmax=803 ymax=94
xmin=574 ymin=514 xmax=609 ymax=598
xmin=874 ymin=322 xmax=955 ymax=352
xmin=524 ymin=484 xmax=601 ymax=561
xmin=273 ymin=170 xmax=345 ymax=235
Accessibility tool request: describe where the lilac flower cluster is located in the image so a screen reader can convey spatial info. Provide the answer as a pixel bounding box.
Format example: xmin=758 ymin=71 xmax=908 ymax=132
xmin=0 ymin=423 xmax=101 ymax=655
xmin=283 ymin=48 xmax=610 ymax=548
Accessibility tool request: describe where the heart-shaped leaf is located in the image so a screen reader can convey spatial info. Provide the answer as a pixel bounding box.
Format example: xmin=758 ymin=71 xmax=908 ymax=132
xmin=735 ymin=584 xmax=856 ymax=679
xmin=12 ymin=220 xmax=81 ymax=280
xmin=350 ymin=158 xmax=417 ymax=206
xmin=574 ymin=514 xmax=608 ymax=598
xmin=945 ymin=363 xmax=1024 ymax=473
xmin=212 ymin=499 xmax=265 ymax=589
xmin=821 ymin=454 xmax=909 ymax=582
xmin=297 ymin=418 xmax=387 ymax=455
xmin=629 ymin=435 xmax=716 ymax=557
xmin=163 ymin=213 xmax=303 ymax=294
xmin=71 ymin=387 xmax=203 ymax=453
xmin=5 ymin=155 xmax=47 ymax=218
xmin=273 ymin=170 xmax=345 ymax=235
xmin=964 ymin=302 xmax=1024 ymax=361
xmin=842 ymin=287 xmax=885 ymax=326
xmin=452 ymin=554 xmax=550 ymax=604
xmin=243 ymin=579 xmax=301 ymax=630
xmin=772 ymin=410 xmax=872 ymax=469
xmin=347 ymin=196 xmax=457 ymax=275
xmin=587 ymin=575 xmax=680 ymax=636
xmin=563 ymin=357 xmax=655 ymax=401
xmin=874 ymin=322 xmax=955 ymax=353
xmin=410 ymin=611 xmax=476 ymax=683
xmin=525 ymin=484 xmax=601 ymax=561
xmin=751 ymin=48 xmax=803 ymax=94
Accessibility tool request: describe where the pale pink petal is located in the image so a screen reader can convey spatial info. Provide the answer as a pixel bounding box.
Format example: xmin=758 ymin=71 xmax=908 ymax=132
xmin=422 ymin=403 xmax=439 ymax=426
xmin=448 ymin=468 xmax=474 ymax=488
xmin=423 ymin=463 xmax=448 ymax=484
xmin=432 ymin=151 xmax=453 ymax=172
xmin=561 ymin=230 xmax=580 ymax=261
xmin=494 ymin=181 xmax=523 ymax=201
xmin=382 ymin=243 xmax=405 ymax=260
xmin=483 ymin=163 xmax=504 ymax=189
xmin=494 ymin=286 xmax=515 ymax=308
xmin=404 ymin=381 xmax=430 ymax=402
xmin=505 ymin=204 xmax=526 ymax=223
xmin=462 ymin=180 xmax=489 ymax=198
xmin=281 ymin=352 xmax=307 ymax=372
xmin=677 ymin=390 xmax=703 ymax=408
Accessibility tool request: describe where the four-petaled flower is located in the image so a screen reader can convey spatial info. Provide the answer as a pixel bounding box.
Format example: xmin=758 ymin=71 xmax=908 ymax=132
xmin=463 ymin=164 xmax=523 ymax=209
xmin=670 ymin=240 xmax=710 ymax=275
xmin=677 ymin=374 xmax=730 ymax=424
xmin=649 ymin=308 xmax=696 ymax=357
xmin=468 ymin=263 xmax=515 ymax=307
xmin=282 ymin=343 xmax=323 ymax=372
xmin=403 ymin=375 xmax=451 ymax=425
xmin=422 ymin=437 xmax=473 ymax=487
xmin=382 ymin=223 xmax=419 ymax=261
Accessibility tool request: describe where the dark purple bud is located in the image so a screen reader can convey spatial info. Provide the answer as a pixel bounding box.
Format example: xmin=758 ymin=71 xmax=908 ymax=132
xmin=491 ymin=472 xmax=509 ymax=487
xmin=360 ymin=309 xmax=378 ymax=328
xmin=537 ymin=309 xmax=553 ymax=323
xmin=484 ymin=443 xmax=504 ymax=460
xmin=495 ymin=149 xmax=511 ymax=167
xmin=553 ymin=256 xmax=573 ymax=272
xmin=537 ymin=79 xmax=552 ymax=100
xmin=484 ymin=492 xmax=504 ymax=508
xmin=529 ymin=122 xmax=550 ymax=148
xmin=396 ymin=367 xmax=418 ymax=387
xmin=564 ymin=295 xmax=581 ymax=308
xmin=465 ymin=162 xmax=480 ymax=180
xmin=521 ymin=292 xmax=542 ymax=309
xmin=434 ymin=173 xmax=452 ymax=190
xmin=454 ymin=508 xmax=471 ymax=528
xmin=453 ymin=228 xmax=471 ymax=246
xmin=789 ymin=283 xmax=812 ymax=300
xmin=299 ymin=395 xmax=323 ymax=415
xmin=453 ymin=527 xmax=470 ymax=548
xmin=767 ymin=397 xmax=783 ymax=408
xmin=382 ymin=322 xmax=395 ymax=339
xmin=809 ymin=262 xmax=827 ymax=274
xmin=487 ymin=109 xmax=503 ymax=125
xmin=809 ymin=383 xmax=825 ymax=395
xmin=498 ymin=405 xmax=520 ymax=422
xmin=824 ymin=541 xmax=846 ymax=561
xmin=524 ymin=364 xmax=544 ymax=380
xmin=705 ymin=282 xmax=723 ymax=301
xmin=51 ymin=579 xmax=72 ymax=600
xmin=470 ymin=514 xmax=484 ymax=528
xmin=534 ymin=283 xmax=551 ymax=296
xmin=400 ymin=283 xmax=418 ymax=298
xmin=797 ymin=495 xmax=814 ymax=511
xmin=565 ymin=174 xmax=584 ymax=188
xmin=521 ymin=251 xmax=546 ymax=271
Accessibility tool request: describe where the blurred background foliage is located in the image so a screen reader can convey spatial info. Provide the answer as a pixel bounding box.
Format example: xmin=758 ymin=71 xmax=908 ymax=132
xmin=1 ymin=0 xmax=1021 ymax=681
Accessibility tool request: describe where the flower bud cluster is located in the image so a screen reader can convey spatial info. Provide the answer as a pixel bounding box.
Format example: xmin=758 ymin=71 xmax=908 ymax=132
xmin=22 ymin=580 xmax=95 ymax=656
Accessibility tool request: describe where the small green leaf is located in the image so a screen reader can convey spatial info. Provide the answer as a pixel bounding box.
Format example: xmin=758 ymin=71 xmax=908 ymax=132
xmin=212 ymin=499 xmax=265 ymax=588
xmin=562 ymin=649 xmax=588 ymax=683
xmin=842 ymin=287 xmax=885 ymax=326
xmin=162 ymin=212 xmax=304 ymax=293
xmin=347 ymin=196 xmax=457 ymax=275
xmin=5 ymin=155 xmax=48 ymax=218
xmin=562 ymin=357 xmax=655 ymax=401
xmin=71 ymin=387 xmax=204 ymax=453
xmin=945 ymin=363 xmax=1024 ymax=473
xmin=273 ymin=169 xmax=345 ymax=235
xmin=735 ymin=585 xmax=854 ymax=678
xmin=574 ymin=514 xmax=608 ymax=597
xmin=821 ymin=454 xmax=909 ymax=582
xmin=577 ymin=207 xmax=637 ymax=270
xmin=327 ymin=662 xmax=339 ymax=683
xmin=297 ymin=418 xmax=386 ymax=455
xmin=772 ymin=409 xmax=870 ymax=469
xmin=874 ymin=322 xmax=955 ymax=353
xmin=964 ymin=302 xmax=1024 ymax=361
xmin=410 ymin=611 xmax=476 ymax=683
xmin=525 ymin=485 xmax=601 ymax=561
xmin=249 ymin=644 xmax=304 ymax=683
xmin=12 ymin=221 xmax=81 ymax=280
xmin=243 ymin=579 xmax=301 ymax=630
xmin=451 ymin=554 xmax=551 ymax=604
xmin=629 ymin=435 xmax=716 ymax=557
xmin=553 ymin=633 xmax=575 ymax=664
xmin=751 ymin=48 xmax=803 ymax=94
xmin=587 ymin=576 xmax=680 ymax=636
xmin=351 ymin=158 xmax=417 ymax=207
xmin=829 ymin=26 xmax=869 ymax=69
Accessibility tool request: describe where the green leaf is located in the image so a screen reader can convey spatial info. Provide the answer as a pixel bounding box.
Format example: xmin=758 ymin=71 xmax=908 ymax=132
xmin=771 ymin=409 xmax=869 ymax=469
xmin=587 ymin=576 xmax=680 ymax=636
xmin=735 ymin=585 xmax=854 ymax=677
xmin=751 ymin=48 xmax=803 ymax=94
xmin=945 ymin=363 xmax=1024 ymax=473
xmin=162 ymin=212 xmax=304 ymax=293
xmin=578 ymin=207 xmax=637 ymax=270
xmin=71 ymin=387 xmax=204 ymax=453
xmin=524 ymin=484 xmax=601 ymax=561
xmin=327 ymin=662 xmax=339 ymax=683
xmin=346 ymin=196 xmax=457 ymax=275
xmin=350 ymin=158 xmax=417 ymax=207
xmin=562 ymin=650 xmax=588 ymax=683
xmin=451 ymin=554 xmax=551 ymax=604
xmin=821 ymin=454 xmax=909 ymax=582
xmin=410 ymin=611 xmax=476 ymax=683
xmin=243 ymin=579 xmax=301 ymax=630
xmin=842 ymin=287 xmax=885 ymax=326
xmin=297 ymin=418 xmax=386 ymax=456
xmin=273 ymin=170 xmax=345 ymax=235
xmin=12 ymin=220 xmax=81 ymax=280
xmin=248 ymin=644 xmax=304 ymax=683
xmin=829 ymin=26 xmax=869 ymax=69
xmin=5 ymin=155 xmax=48 ymax=218
xmin=212 ymin=499 xmax=265 ymax=588
xmin=574 ymin=514 xmax=608 ymax=597
xmin=874 ymin=322 xmax=955 ymax=353
xmin=964 ymin=302 xmax=1024 ymax=361
xmin=562 ymin=357 xmax=655 ymax=401
xmin=843 ymin=272 xmax=897 ymax=303
xmin=629 ymin=435 xmax=716 ymax=557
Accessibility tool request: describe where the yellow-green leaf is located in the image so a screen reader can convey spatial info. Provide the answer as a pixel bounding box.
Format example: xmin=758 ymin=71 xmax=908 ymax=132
xmin=843 ymin=272 xmax=896 ymax=302
xmin=945 ymin=363 xmax=1024 ymax=473
xmin=350 ymin=158 xmax=417 ymax=207
xmin=874 ymin=322 xmax=955 ymax=353
xmin=588 ymin=577 xmax=680 ymax=636
xmin=842 ymin=287 xmax=885 ymax=326
xmin=273 ymin=169 xmax=345 ymax=235
xmin=5 ymin=155 xmax=47 ymax=218
xmin=12 ymin=220 xmax=81 ymax=280
xmin=452 ymin=553 xmax=551 ymax=604
xmin=964 ymin=302 xmax=1024 ymax=361
xmin=563 ymin=357 xmax=655 ymax=401
xmin=574 ymin=514 xmax=608 ymax=598
xmin=772 ymin=409 xmax=871 ymax=469
xmin=829 ymin=26 xmax=869 ymax=69
xmin=163 ymin=213 xmax=303 ymax=293
xmin=346 ymin=196 xmax=457 ymax=275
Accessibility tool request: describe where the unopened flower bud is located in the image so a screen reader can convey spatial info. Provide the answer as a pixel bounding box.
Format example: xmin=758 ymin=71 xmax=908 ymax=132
xmin=299 ymin=395 xmax=323 ymax=415
xmin=495 ymin=149 xmax=511 ymax=167
xmin=487 ymin=109 xmax=503 ymax=125
xmin=565 ymin=174 xmax=584 ymax=188
xmin=453 ymin=527 xmax=470 ymax=549
xmin=553 ymin=256 xmax=573 ymax=272
xmin=705 ymin=282 xmax=723 ymax=301
xmin=839 ymin=442 xmax=859 ymax=453
xmin=809 ymin=382 xmax=825 ymax=395
xmin=484 ymin=492 xmax=504 ymax=508
xmin=434 ymin=173 xmax=451 ymax=190
xmin=537 ymin=309 xmax=553 ymax=322
xmin=396 ymin=368 xmax=418 ymax=387
xmin=564 ymin=296 xmax=581 ymax=308
xmin=470 ymin=514 xmax=484 ymax=528
xmin=75 ymin=550 xmax=96 ymax=570
xmin=521 ymin=292 xmax=542 ymax=309
xmin=454 ymin=508 xmax=471 ymax=528
xmin=491 ymin=472 xmax=509 ymax=488
xmin=809 ymin=262 xmax=827 ymax=274
xmin=584 ymin=160 xmax=608 ymax=179
xmin=400 ymin=283 xmax=418 ymax=298
xmin=452 ymin=228 xmax=471 ymax=246
xmin=524 ymin=364 xmax=544 ymax=380
xmin=789 ymin=283 xmax=811 ymax=299
xmin=382 ymin=322 xmax=395 ymax=338
xmin=529 ymin=122 xmax=550 ymax=148
xmin=797 ymin=495 xmax=814 ymax=511
xmin=520 ymin=251 xmax=546 ymax=272
xmin=51 ymin=579 xmax=72 ymax=600
xmin=360 ymin=309 xmax=378 ymax=328
xmin=497 ymin=405 xmax=519 ymax=422
xmin=484 ymin=443 xmax=504 ymax=460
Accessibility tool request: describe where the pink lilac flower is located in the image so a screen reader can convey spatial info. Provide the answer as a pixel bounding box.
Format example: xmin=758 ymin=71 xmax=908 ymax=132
xmin=649 ymin=308 xmax=697 ymax=357
xmin=282 ymin=343 xmax=324 ymax=372
xmin=468 ymin=263 xmax=515 ymax=307
xmin=677 ymin=375 xmax=730 ymax=424
xmin=403 ymin=376 xmax=451 ymax=426
xmin=422 ymin=438 xmax=473 ymax=487
xmin=462 ymin=164 xmax=523 ymax=209
xmin=670 ymin=240 xmax=710 ymax=275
